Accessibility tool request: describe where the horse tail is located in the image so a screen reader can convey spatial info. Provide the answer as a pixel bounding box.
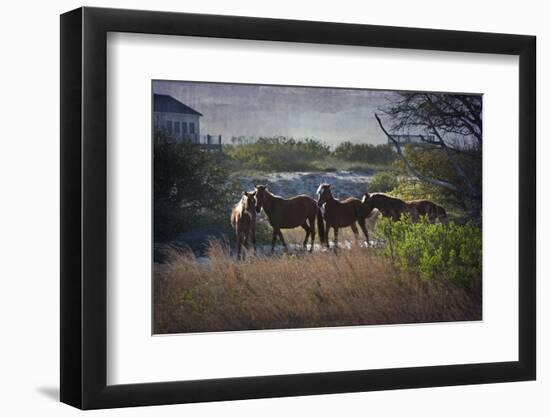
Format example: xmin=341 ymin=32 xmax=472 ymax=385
xmin=316 ymin=207 xmax=325 ymax=243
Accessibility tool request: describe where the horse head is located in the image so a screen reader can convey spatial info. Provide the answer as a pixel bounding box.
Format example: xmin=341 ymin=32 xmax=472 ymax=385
xmin=436 ymin=204 xmax=447 ymax=220
xmin=254 ymin=185 xmax=267 ymax=213
xmin=361 ymin=192 xmax=375 ymax=217
xmin=242 ymin=191 xmax=256 ymax=213
xmin=316 ymin=183 xmax=332 ymax=207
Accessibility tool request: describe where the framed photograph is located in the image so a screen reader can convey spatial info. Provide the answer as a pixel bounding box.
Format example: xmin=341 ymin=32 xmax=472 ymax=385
xmin=60 ymin=7 xmax=536 ymax=409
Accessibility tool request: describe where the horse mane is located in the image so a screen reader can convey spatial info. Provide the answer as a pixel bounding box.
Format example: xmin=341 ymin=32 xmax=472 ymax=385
xmin=232 ymin=196 xmax=245 ymax=211
xmin=316 ymin=183 xmax=331 ymax=195
xmin=372 ymin=193 xmax=403 ymax=202
xmin=230 ymin=200 xmax=243 ymax=225
xmin=286 ymin=193 xmax=312 ymax=201
xmin=340 ymin=196 xmax=360 ymax=203
xmin=264 ymin=188 xmax=283 ymax=199
xmin=231 ymin=195 xmax=255 ymax=227
xmin=232 ymin=195 xmax=252 ymax=215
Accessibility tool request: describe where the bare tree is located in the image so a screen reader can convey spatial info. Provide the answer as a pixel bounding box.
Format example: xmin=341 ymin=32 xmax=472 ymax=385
xmin=375 ymin=92 xmax=482 ymax=214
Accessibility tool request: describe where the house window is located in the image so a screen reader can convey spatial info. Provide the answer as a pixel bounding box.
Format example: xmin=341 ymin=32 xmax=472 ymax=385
xmin=189 ymin=122 xmax=195 ymax=134
xmin=174 ymin=121 xmax=180 ymax=135
xmin=166 ymin=120 xmax=173 ymax=134
xmin=182 ymin=122 xmax=188 ymax=134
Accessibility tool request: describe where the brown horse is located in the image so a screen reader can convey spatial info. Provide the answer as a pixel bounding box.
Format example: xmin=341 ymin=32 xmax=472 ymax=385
xmin=230 ymin=191 xmax=257 ymax=260
xmin=361 ymin=192 xmax=446 ymax=222
xmin=408 ymin=199 xmax=447 ymax=221
xmin=254 ymin=185 xmax=324 ymax=252
xmin=317 ymin=184 xmax=370 ymax=248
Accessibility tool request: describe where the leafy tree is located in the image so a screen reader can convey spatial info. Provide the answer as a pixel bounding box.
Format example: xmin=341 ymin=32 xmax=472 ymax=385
xmin=375 ymin=93 xmax=482 ymax=216
xmin=154 ymin=134 xmax=239 ymax=240
xmin=392 ymin=146 xmax=481 ymax=211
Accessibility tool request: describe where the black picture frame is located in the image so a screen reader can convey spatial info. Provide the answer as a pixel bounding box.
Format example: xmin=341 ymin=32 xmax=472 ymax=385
xmin=60 ymin=6 xmax=536 ymax=410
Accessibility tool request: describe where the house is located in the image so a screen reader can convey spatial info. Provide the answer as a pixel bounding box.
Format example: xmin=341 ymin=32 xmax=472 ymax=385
xmin=388 ymin=133 xmax=436 ymax=145
xmin=154 ymin=94 xmax=202 ymax=140
xmin=153 ymin=94 xmax=222 ymax=150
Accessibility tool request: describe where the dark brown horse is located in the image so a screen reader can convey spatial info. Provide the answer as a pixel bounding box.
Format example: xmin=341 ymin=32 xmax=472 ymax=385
xmin=317 ymin=184 xmax=369 ymax=248
xmin=361 ymin=192 xmax=446 ymax=222
xmin=408 ymin=199 xmax=447 ymax=221
xmin=231 ymin=191 xmax=257 ymax=260
xmin=254 ymin=185 xmax=324 ymax=252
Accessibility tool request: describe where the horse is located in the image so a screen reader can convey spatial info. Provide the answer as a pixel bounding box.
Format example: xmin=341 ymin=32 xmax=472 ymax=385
xmin=316 ymin=183 xmax=370 ymax=248
xmin=254 ymin=185 xmax=324 ymax=253
xmin=230 ymin=191 xmax=257 ymax=260
xmin=361 ymin=192 xmax=446 ymax=222
xmin=408 ymin=199 xmax=447 ymax=221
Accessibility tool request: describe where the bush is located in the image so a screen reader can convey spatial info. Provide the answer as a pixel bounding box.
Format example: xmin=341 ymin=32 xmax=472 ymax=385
xmin=333 ymin=142 xmax=396 ymax=166
xmin=368 ymin=171 xmax=399 ymax=192
xmin=376 ymin=216 xmax=482 ymax=286
xmin=224 ymin=137 xmax=396 ymax=172
xmin=224 ymin=136 xmax=330 ymax=171
xmin=154 ymin=136 xmax=239 ymax=240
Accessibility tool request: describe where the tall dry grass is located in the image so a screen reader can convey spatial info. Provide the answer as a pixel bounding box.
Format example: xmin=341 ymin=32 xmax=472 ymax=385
xmin=154 ymin=241 xmax=481 ymax=334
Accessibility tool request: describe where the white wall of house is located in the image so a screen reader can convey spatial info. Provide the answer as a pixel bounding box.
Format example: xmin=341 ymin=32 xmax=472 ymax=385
xmin=153 ymin=111 xmax=201 ymax=141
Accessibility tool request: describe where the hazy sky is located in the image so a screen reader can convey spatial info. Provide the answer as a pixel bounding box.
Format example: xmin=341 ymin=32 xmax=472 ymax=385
xmin=153 ymin=80 xmax=399 ymax=146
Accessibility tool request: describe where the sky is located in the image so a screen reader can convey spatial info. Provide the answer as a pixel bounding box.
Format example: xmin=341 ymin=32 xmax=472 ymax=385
xmin=153 ymin=80 xmax=400 ymax=146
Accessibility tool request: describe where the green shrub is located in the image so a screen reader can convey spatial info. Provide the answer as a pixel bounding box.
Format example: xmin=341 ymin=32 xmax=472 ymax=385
xmin=224 ymin=137 xmax=397 ymax=172
xmin=376 ymin=216 xmax=481 ymax=286
xmin=333 ymin=142 xmax=396 ymax=165
xmin=154 ymin=136 xmax=239 ymax=240
xmin=368 ymin=171 xmax=399 ymax=192
xmin=224 ymin=136 xmax=330 ymax=171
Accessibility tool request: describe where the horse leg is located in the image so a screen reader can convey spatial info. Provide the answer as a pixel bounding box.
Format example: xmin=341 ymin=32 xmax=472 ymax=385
xmin=278 ymin=230 xmax=288 ymax=252
xmin=251 ymin=223 xmax=257 ymax=255
xmin=243 ymin=232 xmax=249 ymax=260
xmin=350 ymin=222 xmax=359 ymax=244
xmin=325 ymin=225 xmax=332 ymax=248
xmin=333 ymin=227 xmax=339 ymax=250
xmin=428 ymin=206 xmax=436 ymax=222
xmin=301 ymin=222 xmax=311 ymax=251
xmin=309 ymin=214 xmax=316 ymax=252
xmin=358 ymin=218 xmax=370 ymax=247
xmin=271 ymin=228 xmax=278 ymax=253
xmin=236 ymin=230 xmax=242 ymax=260
xmin=242 ymin=231 xmax=250 ymax=260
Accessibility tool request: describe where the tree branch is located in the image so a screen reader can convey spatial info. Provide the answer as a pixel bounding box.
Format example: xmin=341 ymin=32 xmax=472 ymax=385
xmin=374 ymin=113 xmax=459 ymax=193
xmin=423 ymin=119 xmax=481 ymax=199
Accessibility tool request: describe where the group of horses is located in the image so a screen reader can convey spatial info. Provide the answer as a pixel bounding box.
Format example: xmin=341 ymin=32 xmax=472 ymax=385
xmin=230 ymin=183 xmax=446 ymax=260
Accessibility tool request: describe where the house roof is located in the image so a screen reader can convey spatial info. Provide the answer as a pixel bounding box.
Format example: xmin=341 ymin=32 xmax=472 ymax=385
xmin=153 ymin=94 xmax=203 ymax=116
